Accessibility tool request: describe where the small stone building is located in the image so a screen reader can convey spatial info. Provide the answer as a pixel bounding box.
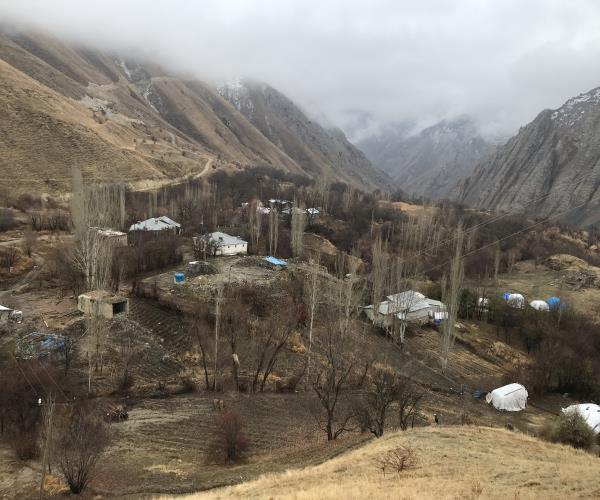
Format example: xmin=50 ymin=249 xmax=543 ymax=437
xmin=78 ymin=291 xmax=129 ymax=319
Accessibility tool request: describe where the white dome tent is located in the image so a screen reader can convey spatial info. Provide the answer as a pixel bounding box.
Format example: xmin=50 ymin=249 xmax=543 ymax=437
xmin=485 ymin=383 xmax=528 ymax=411
xmin=562 ymin=404 xmax=600 ymax=433
xmin=530 ymin=300 xmax=550 ymax=311
xmin=507 ymin=293 xmax=525 ymax=309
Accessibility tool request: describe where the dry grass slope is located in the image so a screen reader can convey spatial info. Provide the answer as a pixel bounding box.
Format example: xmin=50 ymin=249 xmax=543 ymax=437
xmin=167 ymin=426 xmax=600 ymax=500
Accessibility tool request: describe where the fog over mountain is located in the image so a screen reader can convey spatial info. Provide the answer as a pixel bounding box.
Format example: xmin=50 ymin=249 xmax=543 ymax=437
xmin=3 ymin=1 xmax=600 ymax=140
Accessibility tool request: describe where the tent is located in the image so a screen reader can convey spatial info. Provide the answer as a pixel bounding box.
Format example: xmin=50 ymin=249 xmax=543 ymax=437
xmin=530 ymin=300 xmax=550 ymax=311
xmin=562 ymin=404 xmax=600 ymax=434
xmin=485 ymin=383 xmax=528 ymax=411
xmin=546 ymin=296 xmax=564 ymax=310
xmin=507 ymin=293 xmax=525 ymax=309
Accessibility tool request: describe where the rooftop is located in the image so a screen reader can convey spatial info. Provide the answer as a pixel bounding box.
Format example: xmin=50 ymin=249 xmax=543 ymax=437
xmin=129 ymin=216 xmax=181 ymax=232
xmin=205 ymin=231 xmax=247 ymax=246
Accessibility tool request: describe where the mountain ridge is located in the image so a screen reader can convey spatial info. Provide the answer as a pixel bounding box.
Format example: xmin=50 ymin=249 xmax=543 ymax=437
xmin=358 ymin=117 xmax=493 ymax=199
xmin=0 ymin=30 xmax=388 ymax=196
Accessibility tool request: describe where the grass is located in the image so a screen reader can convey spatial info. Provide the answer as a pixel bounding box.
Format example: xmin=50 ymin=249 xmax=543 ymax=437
xmin=167 ymin=426 xmax=600 ymax=499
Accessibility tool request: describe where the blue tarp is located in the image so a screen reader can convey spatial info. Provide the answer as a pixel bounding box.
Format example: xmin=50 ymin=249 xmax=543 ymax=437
xmin=15 ymin=332 xmax=65 ymax=359
xmin=174 ymin=272 xmax=185 ymax=283
xmin=264 ymin=256 xmax=287 ymax=266
xmin=502 ymin=292 xmax=511 ymax=300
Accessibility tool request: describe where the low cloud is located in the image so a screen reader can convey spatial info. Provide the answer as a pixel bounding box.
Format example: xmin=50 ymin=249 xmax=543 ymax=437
xmin=3 ymin=0 xmax=600 ymax=140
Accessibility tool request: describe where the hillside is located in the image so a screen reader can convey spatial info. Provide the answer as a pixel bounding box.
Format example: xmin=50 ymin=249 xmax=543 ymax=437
xmin=167 ymin=426 xmax=600 ymax=499
xmin=358 ymin=117 xmax=492 ymax=199
xmin=0 ymin=30 xmax=386 ymax=196
xmin=218 ymin=79 xmax=391 ymax=191
xmin=457 ymin=87 xmax=600 ymax=227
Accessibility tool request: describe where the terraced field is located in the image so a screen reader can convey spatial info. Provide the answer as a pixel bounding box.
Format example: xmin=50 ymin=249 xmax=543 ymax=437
xmin=93 ymin=392 xmax=366 ymax=497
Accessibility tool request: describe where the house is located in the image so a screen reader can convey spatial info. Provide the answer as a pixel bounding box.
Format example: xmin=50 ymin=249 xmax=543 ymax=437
xmin=0 ymin=305 xmax=12 ymax=324
xmin=363 ymin=290 xmax=444 ymax=327
xmin=129 ymin=215 xmax=181 ymax=233
xmin=78 ymin=291 xmax=129 ymax=319
xmin=195 ymin=232 xmax=248 ymax=256
xmin=128 ymin=216 xmax=181 ymax=244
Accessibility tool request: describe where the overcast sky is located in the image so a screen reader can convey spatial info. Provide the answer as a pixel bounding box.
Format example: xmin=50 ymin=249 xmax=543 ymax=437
xmin=3 ymin=0 xmax=600 ymax=140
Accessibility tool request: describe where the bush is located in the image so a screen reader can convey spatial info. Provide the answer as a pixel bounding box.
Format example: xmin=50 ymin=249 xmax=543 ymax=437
xmin=209 ymin=411 xmax=249 ymax=464
xmin=373 ymin=446 xmax=417 ymax=476
xmin=540 ymin=412 xmax=595 ymax=450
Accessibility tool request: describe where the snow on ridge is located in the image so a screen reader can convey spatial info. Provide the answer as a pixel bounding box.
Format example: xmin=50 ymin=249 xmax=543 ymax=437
xmin=218 ymin=78 xmax=254 ymax=116
xmin=550 ymin=88 xmax=600 ymax=127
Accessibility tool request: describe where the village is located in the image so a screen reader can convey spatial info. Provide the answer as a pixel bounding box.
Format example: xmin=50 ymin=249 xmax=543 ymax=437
xmin=2 ymin=168 xmax=600 ymax=497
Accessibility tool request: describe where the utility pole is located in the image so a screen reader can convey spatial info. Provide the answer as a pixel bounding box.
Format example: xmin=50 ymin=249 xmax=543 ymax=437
xmin=39 ymin=394 xmax=55 ymax=499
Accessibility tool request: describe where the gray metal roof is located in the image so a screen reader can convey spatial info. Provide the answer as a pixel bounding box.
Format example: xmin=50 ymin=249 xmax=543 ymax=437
xmin=206 ymin=232 xmax=247 ymax=246
xmin=129 ymin=216 xmax=181 ymax=232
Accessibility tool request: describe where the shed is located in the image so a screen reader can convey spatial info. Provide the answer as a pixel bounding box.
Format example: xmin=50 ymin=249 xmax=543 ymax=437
xmin=485 ymin=383 xmax=528 ymax=412
xmin=78 ymin=291 xmax=129 ymax=319
xmin=562 ymin=404 xmax=600 ymax=434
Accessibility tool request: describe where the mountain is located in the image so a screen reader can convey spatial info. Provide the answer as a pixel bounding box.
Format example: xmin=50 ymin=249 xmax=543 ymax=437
xmin=458 ymin=88 xmax=600 ymax=227
xmin=218 ymin=79 xmax=390 ymax=191
xmin=0 ymin=29 xmax=387 ymax=196
xmin=358 ymin=117 xmax=493 ymax=199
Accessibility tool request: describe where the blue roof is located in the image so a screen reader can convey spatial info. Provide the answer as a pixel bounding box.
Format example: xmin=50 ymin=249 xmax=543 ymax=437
xmin=264 ymin=256 xmax=287 ymax=266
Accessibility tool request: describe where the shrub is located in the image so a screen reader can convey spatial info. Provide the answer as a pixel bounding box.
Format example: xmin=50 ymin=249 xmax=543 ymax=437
xmin=209 ymin=411 xmax=249 ymax=464
xmin=180 ymin=375 xmax=197 ymax=393
xmin=373 ymin=446 xmax=417 ymax=476
xmin=54 ymin=405 xmax=110 ymax=494
xmin=540 ymin=412 xmax=595 ymax=450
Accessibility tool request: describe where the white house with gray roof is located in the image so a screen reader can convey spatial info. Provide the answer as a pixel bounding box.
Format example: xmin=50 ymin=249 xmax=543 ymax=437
xmin=195 ymin=232 xmax=247 ymax=256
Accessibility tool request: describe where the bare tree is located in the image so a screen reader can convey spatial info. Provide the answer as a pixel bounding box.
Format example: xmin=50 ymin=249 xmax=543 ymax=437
xmin=397 ymin=376 xmax=424 ymax=430
xmin=440 ymin=222 xmax=465 ymax=373
xmin=268 ymin=206 xmax=279 ymax=256
xmin=355 ymin=364 xmax=399 ymax=437
xmin=290 ymin=202 xmax=306 ymax=257
xmin=189 ymin=311 xmax=211 ymax=391
xmin=311 ymin=310 xmax=358 ymax=441
xmin=53 ymin=404 xmax=109 ymax=494
xmin=213 ymin=285 xmax=224 ymax=391
xmin=22 ymin=230 xmax=38 ymax=258
xmin=370 ymin=235 xmax=389 ymax=309
xmin=250 ymin=306 xmax=294 ymax=392
xmin=248 ymin=203 xmax=262 ymax=253
xmin=304 ymin=254 xmax=321 ymax=384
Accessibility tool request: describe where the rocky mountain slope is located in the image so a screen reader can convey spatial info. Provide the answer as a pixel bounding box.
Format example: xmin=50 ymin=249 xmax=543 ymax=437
xmin=218 ymin=79 xmax=390 ymax=191
xmin=358 ymin=117 xmax=492 ymax=199
xmin=458 ymin=88 xmax=600 ymax=227
xmin=0 ymin=30 xmax=387 ymax=196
